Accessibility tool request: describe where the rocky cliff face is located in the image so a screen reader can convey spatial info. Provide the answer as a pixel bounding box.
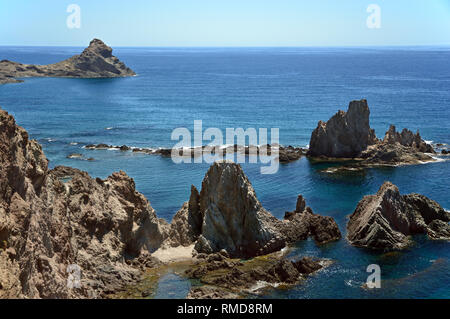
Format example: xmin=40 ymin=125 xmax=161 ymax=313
xmin=308 ymin=99 xmax=378 ymax=158
xmin=0 ymin=107 xmax=167 ymax=298
xmin=308 ymin=100 xmax=435 ymax=166
xmin=0 ymin=39 xmax=135 ymax=84
xmin=347 ymin=182 xmax=450 ymax=250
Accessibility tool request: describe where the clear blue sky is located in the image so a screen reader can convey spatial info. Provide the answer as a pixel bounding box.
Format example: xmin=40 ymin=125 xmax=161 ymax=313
xmin=1 ymin=0 xmax=449 ymax=46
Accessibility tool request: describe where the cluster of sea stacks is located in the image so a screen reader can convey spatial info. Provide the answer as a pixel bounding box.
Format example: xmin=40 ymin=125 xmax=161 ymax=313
xmin=0 ymin=40 xmax=448 ymax=298
xmin=308 ymin=99 xmax=437 ymax=169
xmin=0 ymin=106 xmax=448 ymax=299
xmin=0 ymin=39 xmax=135 ymax=84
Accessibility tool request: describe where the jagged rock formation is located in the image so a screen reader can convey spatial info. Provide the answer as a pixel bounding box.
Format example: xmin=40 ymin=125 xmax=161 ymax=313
xmin=282 ymin=195 xmax=341 ymax=244
xmin=194 ymin=161 xmax=285 ymax=258
xmin=163 ymin=161 xmax=340 ymax=258
xmin=308 ymin=99 xmax=378 ymax=158
xmin=0 ymin=107 xmax=167 ymax=298
xmin=308 ymin=100 xmax=435 ymax=167
xmin=0 ymin=39 xmax=135 ymax=84
xmin=347 ymin=182 xmax=450 ymax=250
xmin=383 ymin=125 xmax=434 ymax=153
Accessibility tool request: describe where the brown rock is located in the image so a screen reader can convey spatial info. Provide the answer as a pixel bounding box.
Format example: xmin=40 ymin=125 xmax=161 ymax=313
xmin=383 ymin=125 xmax=434 ymax=153
xmin=0 ymin=107 xmax=168 ymax=298
xmin=308 ymin=99 xmax=378 ymax=158
xmin=194 ymin=161 xmax=285 ymax=258
xmin=0 ymin=39 xmax=135 ymax=84
xmin=347 ymin=181 xmax=450 ymax=250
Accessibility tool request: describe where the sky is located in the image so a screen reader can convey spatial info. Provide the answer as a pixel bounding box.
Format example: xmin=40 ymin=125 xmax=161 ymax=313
xmin=0 ymin=0 xmax=449 ymax=46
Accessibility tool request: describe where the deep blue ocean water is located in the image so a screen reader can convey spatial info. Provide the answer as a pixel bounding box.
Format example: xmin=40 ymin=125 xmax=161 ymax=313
xmin=0 ymin=46 xmax=449 ymax=298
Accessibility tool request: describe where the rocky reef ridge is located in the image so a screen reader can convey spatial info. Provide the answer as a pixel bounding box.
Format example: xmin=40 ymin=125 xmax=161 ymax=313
xmin=347 ymin=181 xmax=450 ymax=250
xmin=0 ymin=39 xmax=135 ymax=84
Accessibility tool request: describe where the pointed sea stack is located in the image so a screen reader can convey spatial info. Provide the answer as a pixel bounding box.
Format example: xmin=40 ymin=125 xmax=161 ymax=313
xmin=308 ymin=99 xmax=378 ymax=158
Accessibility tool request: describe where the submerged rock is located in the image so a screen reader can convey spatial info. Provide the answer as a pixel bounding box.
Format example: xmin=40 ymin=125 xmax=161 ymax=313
xmin=347 ymin=181 xmax=450 ymax=250
xmin=184 ymin=251 xmax=326 ymax=298
xmin=0 ymin=39 xmax=135 ymax=84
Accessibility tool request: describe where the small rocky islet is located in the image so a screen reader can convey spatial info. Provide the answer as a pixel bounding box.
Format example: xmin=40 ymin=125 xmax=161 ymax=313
xmin=0 ymin=39 xmax=135 ymax=84
xmin=0 ymin=41 xmax=448 ymax=299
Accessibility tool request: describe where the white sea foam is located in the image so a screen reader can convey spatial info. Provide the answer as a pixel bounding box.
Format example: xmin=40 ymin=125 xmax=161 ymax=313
xmin=248 ymin=281 xmax=280 ymax=293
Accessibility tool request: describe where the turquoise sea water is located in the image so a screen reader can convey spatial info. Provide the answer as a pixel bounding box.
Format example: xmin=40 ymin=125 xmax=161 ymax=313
xmin=0 ymin=46 xmax=449 ymax=298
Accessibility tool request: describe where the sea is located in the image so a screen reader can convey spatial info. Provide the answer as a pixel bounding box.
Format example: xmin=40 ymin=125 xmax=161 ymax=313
xmin=0 ymin=46 xmax=449 ymax=298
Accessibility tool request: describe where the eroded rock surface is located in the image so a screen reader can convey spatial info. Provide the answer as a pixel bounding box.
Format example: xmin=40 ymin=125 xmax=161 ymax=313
xmin=383 ymin=125 xmax=434 ymax=153
xmin=0 ymin=39 xmax=135 ymax=84
xmin=282 ymin=195 xmax=341 ymax=244
xmin=308 ymin=99 xmax=378 ymax=158
xmin=347 ymin=181 xmax=450 ymax=250
xmin=185 ymin=251 xmax=327 ymax=298
xmin=308 ymin=99 xmax=436 ymax=167
xmin=0 ymin=107 xmax=167 ymax=298
xmin=194 ymin=161 xmax=285 ymax=258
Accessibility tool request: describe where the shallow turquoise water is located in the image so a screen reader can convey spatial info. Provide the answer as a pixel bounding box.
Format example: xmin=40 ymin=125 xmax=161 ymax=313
xmin=0 ymin=46 xmax=449 ymax=298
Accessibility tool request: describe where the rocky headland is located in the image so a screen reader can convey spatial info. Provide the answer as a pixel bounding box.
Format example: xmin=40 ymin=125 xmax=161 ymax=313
xmin=0 ymin=106 xmax=340 ymax=298
xmin=0 ymin=39 xmax=135 ymax=84
xmin=347 ymin=181 xmax=450 ymax=250
xmin=0 ymin=107 xmax=168 ymax=298
xmin=308 ymin=99 xmax=437 ymax=170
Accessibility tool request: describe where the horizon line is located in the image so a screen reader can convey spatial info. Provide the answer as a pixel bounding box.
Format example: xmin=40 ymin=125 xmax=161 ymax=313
xmin=1 ymin=43 xmax=450 ymax=49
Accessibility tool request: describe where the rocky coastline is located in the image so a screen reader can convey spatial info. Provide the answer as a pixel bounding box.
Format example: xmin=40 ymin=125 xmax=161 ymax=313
xmin=0 ymin=96 xmax=448 ymax=298
xmin=0 ymin=39 xmax=135 ymax=84
xmin=0 ymin=107 xmax=340 ymax=298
